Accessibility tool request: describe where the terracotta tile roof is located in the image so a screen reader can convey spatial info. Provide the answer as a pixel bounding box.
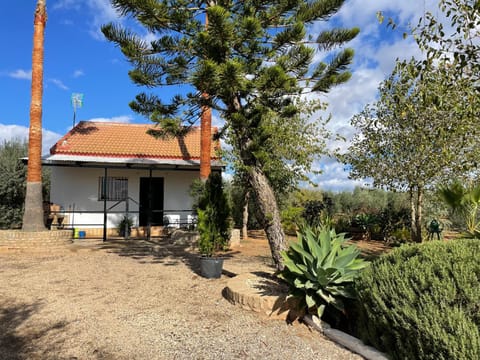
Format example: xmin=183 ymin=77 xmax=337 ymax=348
xmin=50 ymin=121 xmax=220 ymax=160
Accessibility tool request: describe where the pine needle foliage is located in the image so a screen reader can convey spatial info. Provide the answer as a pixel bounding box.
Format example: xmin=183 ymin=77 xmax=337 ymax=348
xmin=102 ymin=0 xmax=358 ymax=127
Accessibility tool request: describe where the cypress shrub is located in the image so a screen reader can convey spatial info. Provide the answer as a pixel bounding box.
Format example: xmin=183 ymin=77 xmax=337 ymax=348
xmin=355 ymin=239 xmax=480 ymax=360
xmin=197 ymin=173 xmax=232 ymax=257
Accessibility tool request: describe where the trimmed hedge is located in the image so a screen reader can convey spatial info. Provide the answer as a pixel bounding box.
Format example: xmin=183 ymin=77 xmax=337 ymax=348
xmin=355 ymin=239 xmax=480 ymax=360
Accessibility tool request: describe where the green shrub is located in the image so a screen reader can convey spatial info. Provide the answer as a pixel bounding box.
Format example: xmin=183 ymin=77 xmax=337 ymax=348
xmin=281 ymin=205 xmax=303 ymax=235
xmin=197 ymin=173 xmax=232 ymax=257
xmin=333 ymin=215 xmax=351 ymax=234
xmin=387 ymin=226 xmax=411 ymax=245
xmin=279 ymin=225 xmax=369 ymax=321
xmin=355 ymin=239 xmax=480 ymax=360
xmin=117 ymin=215 xmax=133 ymax=237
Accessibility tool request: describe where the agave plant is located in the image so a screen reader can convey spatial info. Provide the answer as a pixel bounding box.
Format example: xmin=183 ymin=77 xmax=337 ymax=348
xmin=279 ymin=225 xmax=369 ymax=319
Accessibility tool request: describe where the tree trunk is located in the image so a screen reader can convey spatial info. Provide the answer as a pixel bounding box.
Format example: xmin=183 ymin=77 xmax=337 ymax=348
xmin=241 ymin=189 xmax=250 ymax=240
xmin=415 ymin=187 xmax=423 ymax=242
xmin=199 ymin=94 xmax=212 ymax=180
xmin=248 ymin=166 xmax=287 ymax=271
xmin=199 ymin=7 xmax=212 ymax=181
xmin=409 ymin=186 xmax=423 ymax=243
xmin=23 ymin=0 xmax=47 ymax=231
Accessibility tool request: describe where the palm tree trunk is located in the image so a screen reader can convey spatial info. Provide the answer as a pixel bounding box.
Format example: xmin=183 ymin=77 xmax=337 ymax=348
xmin=199 ymin=4 xmax=213 ymax=181
xmin=23 ymin=0 xmax=47 ymax=231
xmin=199 ymin=96 xmax=212 ymax=180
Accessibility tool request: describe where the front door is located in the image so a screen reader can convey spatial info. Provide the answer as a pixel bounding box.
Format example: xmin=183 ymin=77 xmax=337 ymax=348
xmin=139 ymin=177 xmax=164 ymax=226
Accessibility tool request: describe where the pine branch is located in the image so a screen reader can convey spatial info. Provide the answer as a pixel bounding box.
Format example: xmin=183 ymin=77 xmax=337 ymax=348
xmin=317 ymin=28 xmax=360 ymax=51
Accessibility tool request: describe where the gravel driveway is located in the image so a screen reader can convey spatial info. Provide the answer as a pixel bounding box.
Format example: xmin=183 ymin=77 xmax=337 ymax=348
xmin=0 ymin=236 xmax=362 ymax=360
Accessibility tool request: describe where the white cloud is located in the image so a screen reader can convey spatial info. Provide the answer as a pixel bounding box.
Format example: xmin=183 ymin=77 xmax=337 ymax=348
xmin=48 ymin=78 xmax=69 ymax=90
xmin=222 ymin=172 xmax=233 ymax=182
xmin=0 ymin=123 xmax=62 ymax=155
xmin=142 ymin=32 xmax=158 ymax=45
xmin=310 ymin=157 xmax=371 ymax=192
xmin=86 ymin=0 xmax=121 ymax=39
xmin=60 ymin=19 xmax=74 ymax=26
xmin=53 ymin=0 xmax=82 ymax=11
xmin=9 ymin=69 xmax=32 ymax=80
xmin=52 ymin=0 xmax=121 ymax=40
xmin=73 ymin=69 xmax=85 ymax=78
xmin=84 ymin=115 xmax=133 ymax=123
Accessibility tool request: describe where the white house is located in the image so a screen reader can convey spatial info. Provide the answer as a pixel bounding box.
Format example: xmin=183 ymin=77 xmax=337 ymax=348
xmin=43 ymin=121 xmax=222 ymax=239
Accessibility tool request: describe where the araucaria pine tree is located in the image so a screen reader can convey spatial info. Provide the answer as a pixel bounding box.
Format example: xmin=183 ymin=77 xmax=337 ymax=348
xmin=102 ymin=0 xmax=358 ymax=270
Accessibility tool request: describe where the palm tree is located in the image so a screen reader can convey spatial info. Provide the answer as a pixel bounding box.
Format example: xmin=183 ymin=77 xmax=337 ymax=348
xmin=22 ymin=0 xmax=47 ymax=231
xmin=199 ymin=2 xmax=214 ymax=181
xmin=438 ymin=180 xmax=480 ymax=237
xmin=199 ymin=94 xmax=211 ymax=180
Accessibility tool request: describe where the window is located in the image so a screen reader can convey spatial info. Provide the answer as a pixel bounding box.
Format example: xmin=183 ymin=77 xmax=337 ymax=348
xmin=98 ymin=177 xmax=128 ymax=201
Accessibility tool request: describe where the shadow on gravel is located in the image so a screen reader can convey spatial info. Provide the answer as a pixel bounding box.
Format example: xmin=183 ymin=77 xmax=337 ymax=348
xmin=0 ymin=300 xmax=69 ymax=360
xmin=96 ymin=236 xmax=240 ymax=276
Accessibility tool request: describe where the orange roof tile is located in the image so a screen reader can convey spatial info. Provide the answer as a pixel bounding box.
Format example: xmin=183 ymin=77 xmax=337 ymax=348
xmin=50 ymin=121 xmax=220 ymax=160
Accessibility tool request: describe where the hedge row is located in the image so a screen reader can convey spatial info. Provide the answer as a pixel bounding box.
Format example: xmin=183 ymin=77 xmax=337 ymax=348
xmin=355 ymin=239 xmax=480 ymax=360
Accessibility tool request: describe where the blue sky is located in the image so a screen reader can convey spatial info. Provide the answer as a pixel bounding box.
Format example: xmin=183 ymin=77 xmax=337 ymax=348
xmin=0 ymin=0 xmax=437 ymax=191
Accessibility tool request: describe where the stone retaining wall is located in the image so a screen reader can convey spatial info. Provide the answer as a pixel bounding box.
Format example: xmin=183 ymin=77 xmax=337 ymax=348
xmin=224 ymin=272 xmax=299 ymax=320
xmin=0 ymin=230 xmax=73 ymax=251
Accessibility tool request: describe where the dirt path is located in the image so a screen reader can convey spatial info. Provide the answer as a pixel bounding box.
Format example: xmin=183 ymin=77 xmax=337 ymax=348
xmin=0 ymin=234 xmax=362 ymax=360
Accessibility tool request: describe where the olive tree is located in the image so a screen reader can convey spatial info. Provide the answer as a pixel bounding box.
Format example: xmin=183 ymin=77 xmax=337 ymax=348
xmin=340 ymin=59 xmax=479 ymax=242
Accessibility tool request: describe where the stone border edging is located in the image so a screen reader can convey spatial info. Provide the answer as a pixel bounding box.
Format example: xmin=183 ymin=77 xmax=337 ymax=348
xmin=0 ymin=229 xmax=73 ymax=251
xmin=223 ymin=272 xmax=298 ymax=320
xmin=303 ymin=314 xmax=389 ymax=360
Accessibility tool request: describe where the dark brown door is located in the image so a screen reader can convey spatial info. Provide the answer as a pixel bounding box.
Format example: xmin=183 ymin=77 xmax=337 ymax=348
xmin=139 ymin=177 xmax=164 ymax=226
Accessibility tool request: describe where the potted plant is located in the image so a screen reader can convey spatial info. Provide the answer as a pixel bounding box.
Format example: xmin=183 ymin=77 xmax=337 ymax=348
xmin=197 ymin=173 xmax=232 ymax=278
xmin=117 ymin=215 xmax=133 ymax=238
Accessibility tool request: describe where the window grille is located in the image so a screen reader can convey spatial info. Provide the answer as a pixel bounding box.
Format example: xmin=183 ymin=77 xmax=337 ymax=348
xmin=98 ymin=177 xmax=128 ymax=201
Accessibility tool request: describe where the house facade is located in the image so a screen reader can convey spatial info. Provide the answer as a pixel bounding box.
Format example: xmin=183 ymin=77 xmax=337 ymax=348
xmin=43 ymin=121 xmax=222 ymax=239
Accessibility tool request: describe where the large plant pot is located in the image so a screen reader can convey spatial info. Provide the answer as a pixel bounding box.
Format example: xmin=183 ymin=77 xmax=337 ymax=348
xmin=200 ymin=257 xmax=224 ymax=278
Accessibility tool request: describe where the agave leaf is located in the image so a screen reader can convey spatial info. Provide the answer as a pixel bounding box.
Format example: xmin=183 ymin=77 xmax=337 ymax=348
xmin=306 ymin=293 xmax=316 ymax=308
xmin=296 ymin=263 xmax=317 ymax=282
xmin=333 ymin=250 xmax=359 ymax=269
xmin=331 ymin=273 xmax=354 ymax=284
xmin=305 ymin=229 xmax=322 ymax=255
xmin=347 ymin=258 xmax=370 ymax=271
xmin=323 ymin=241 xmax=341 ymax=267
xmin=290 ymin=241 xmax=314 ymax=265
xmin=316 ymin=287 xmax=335 ymax=304
xmin=324 ymin=267 xmax=337 ymax=277
xmin=316 ymin=268 xmax=329 ymax=287
xmin=326 ymin=284 xmax=355 ymax=298
xmin=294 ymin=277 xmax=305 ymax=289
xmin=329 ymin=296 xmax=346 ymax=313
xmin=305 ymin=280 xmax=317 ymax=290
xmin=282 ymin=257 xmax=304 ymax=275
xmin=318 ymin=230 xmax=331 ymax=260
xmin=317 ymin=304 xmax=326 ymax=317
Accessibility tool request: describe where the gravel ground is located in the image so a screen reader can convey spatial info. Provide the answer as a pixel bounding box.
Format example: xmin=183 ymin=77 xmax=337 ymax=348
xmin=0 ymin=236 xmax=363 ymax=360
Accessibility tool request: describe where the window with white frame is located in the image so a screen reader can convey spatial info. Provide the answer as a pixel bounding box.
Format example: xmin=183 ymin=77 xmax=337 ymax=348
xmin=98 ymin=177 xmax=128 ymax=201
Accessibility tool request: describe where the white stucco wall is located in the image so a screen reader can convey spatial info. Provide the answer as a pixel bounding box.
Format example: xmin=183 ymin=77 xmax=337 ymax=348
xmin=50 ymin=167 xmax=198 ymax=229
